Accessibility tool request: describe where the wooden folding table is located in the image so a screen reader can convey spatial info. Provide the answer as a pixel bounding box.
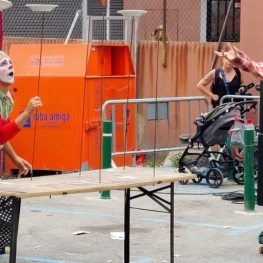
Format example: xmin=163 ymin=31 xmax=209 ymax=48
xmin=0 ymin=167 xmax=195 ymax=263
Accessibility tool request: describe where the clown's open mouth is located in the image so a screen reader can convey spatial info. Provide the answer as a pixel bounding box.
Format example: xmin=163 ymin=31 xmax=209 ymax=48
xmin=8 ymin=72 xmax=13 ymax=77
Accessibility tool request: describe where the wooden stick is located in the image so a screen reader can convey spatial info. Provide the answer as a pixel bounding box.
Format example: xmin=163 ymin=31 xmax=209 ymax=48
xmin=162 ymin=0 xmax=167 ymax=67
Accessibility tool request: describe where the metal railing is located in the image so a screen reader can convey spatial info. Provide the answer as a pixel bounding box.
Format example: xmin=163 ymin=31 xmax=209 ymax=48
xmin=102 ymin=96 xmax=209 ymax=159
xmin=66 ymin=11 xmax=147 ymax=73
xmin=84 ymin=15 xmax=126 ymax=43
xmin=220 ymin=95 xmax=260 ymax=124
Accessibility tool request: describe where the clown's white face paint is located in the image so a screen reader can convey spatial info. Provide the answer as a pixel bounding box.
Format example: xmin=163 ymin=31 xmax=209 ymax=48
xmin=0 ymin=56 xmax=14 ymax=84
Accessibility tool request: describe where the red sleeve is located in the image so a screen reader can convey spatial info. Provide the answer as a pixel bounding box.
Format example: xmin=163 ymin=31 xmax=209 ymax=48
xmin=0 ymin=119 xmax=21 ymax=144
xmin=231 ymin=49 xmax=263 ymax=81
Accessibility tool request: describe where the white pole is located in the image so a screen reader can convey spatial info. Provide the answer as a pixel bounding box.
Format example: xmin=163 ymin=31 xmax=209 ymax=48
xmin=106 ymin=0 xmax=110 ymax=40
xmin=134 ymin=17 xmax=139 ymax=73
xmin=65 ymin=10 xmax=81 ymax=44
xmin=82 ymin=0 xmax=87 ymax=43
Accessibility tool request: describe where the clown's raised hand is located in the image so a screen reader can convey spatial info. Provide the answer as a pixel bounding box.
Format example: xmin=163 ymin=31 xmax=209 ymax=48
xmin=214 ymin=43 xmax=238 ymax=61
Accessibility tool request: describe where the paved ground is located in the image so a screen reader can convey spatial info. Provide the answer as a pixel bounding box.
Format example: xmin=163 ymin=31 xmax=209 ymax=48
xmin=0 ymin=166 xmax=262 ymax=263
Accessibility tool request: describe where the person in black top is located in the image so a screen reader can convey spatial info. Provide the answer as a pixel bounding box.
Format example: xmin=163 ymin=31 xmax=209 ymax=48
xmin=197 ymin=57 xmax=245 ymax=108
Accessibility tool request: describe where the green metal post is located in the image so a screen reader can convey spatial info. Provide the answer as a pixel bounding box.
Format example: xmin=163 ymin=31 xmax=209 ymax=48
xmin=100 ymin=121 xmax=112 ymax=199
xmin=244 ymin=129 xmax=255 ymax=211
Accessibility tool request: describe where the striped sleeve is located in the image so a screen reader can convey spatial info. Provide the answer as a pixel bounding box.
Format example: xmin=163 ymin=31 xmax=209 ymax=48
xmin=231 ymin=50 xmax=263 ymax=80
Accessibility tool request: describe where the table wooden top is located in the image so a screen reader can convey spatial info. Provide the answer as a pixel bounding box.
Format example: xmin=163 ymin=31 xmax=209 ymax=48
xmin=0 ymin=167 xmax=196 ymax=198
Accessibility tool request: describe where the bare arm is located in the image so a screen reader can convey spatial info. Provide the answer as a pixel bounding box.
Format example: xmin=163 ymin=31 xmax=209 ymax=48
xmin=2 ymin=141 xmax=17 ymax=160
xmin=14 ymin=96 xmax=42 ymax=129
xmin=2 ymin=142 xmax=32 ymax=175
xmin=197 ymin=70 xmax=218 ymax=101
xmin=0 ymin=96 xmax=42 ymax=144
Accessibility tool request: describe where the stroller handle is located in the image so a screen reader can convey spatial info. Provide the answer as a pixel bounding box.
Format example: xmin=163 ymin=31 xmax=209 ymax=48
xmin=231 ymin=100 xmax=257 ymax=115
xmin=237 ymin=82 xmax=255 ymax=95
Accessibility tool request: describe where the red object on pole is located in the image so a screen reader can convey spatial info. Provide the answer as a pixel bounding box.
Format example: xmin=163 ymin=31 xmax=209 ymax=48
xmin=100 ymin=0 xmax=106 ymax=6
xmin=0 ymin=12 xmax=2 ymax=50
xmin=136 ymin=149 xmax=146 ymax=165
xmin=0 ymin=12 xmax=2 ymax=174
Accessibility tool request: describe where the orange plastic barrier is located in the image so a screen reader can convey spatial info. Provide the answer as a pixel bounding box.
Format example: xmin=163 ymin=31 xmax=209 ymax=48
xmin=5 ymin=44 xmax=136 ymax=174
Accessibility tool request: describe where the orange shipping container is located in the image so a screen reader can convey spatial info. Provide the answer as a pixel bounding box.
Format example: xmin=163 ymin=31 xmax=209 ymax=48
xmin=5 ymin=44 xmax=136 ymax=174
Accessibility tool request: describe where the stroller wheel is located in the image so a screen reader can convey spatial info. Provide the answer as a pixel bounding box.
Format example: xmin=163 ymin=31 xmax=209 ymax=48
xmin=179 ymin=180 xmax=189 ymax=185
xmin=254 ymin=167 xmax=258 ymax=181
xmin=233 ymin=166 xmax=258 ymax=185
xmin=233 ymin=166 xmax=244 ymax=185
xmin=192 ymin=176 xmax=202 ymax=183
xmin=205 ymin=168 xmax=224 ymax=188
xmin=233 ymin=150 xmax=258 ymax=185
xmin=178 ymin=166 xmax=190 ymax=185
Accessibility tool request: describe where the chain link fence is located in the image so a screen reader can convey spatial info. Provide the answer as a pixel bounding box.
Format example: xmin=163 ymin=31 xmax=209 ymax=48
xmin=2 ymin=0 xmax=240 ymax=43
xmin=3 ymin=0 xmax=123 ymax=41
xmin=3 ymin=0 xmax=82 ymax=39
xmin=124 ymin=0 xmax=240 ymax=42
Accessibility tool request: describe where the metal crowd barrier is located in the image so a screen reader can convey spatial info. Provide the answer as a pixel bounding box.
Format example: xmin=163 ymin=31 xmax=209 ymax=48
xmin=102 ymin=96 xmax=209 ymax=161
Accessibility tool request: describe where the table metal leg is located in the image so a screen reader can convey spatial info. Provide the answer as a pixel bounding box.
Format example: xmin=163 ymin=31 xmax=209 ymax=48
xmin=124 ymin=182 xmax=175 ymax=262
xmin=9 ymin=197 xmax=21 ymax=263
xmin=170 ymin=182 xmax=174 ymax=263
xmin=124 ymin=188 xmax=130 ymax=263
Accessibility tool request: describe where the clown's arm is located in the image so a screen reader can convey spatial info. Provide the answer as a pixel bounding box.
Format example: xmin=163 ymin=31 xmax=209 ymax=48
xmin=215 ymin=43 xmax=263 ymax=80
xmin=0 ymin=96 xmax=42 ymax=144
xmin=2 ymin=142 xmax=32 ymax=175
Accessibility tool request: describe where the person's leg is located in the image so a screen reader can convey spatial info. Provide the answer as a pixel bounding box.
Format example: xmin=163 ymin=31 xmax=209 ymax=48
xmin=0 ymin=197 xmax=12 ymax=255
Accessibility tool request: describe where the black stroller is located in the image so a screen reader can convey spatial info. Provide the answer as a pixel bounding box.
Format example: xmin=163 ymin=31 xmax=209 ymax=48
xmin=178 ymin=100 xmax=257 ymax=188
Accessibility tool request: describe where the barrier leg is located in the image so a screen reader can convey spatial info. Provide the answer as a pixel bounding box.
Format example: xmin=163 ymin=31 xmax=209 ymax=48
xmin=101 ymin=121 xmax=112 ymax=199
xmin=226 ymin=136 xmax=234 ymax=181
xmin=244 ymin=129 xmax=255 ymax=211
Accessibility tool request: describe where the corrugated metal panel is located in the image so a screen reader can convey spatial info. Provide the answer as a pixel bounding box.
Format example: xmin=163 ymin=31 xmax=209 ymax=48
xmin=2 ymin=37 xmax=82 ymax=54
xmin=137 ymin=41 xmax=236 ymax=99
xmin=137 ymin=42 xmax=216 ymax=149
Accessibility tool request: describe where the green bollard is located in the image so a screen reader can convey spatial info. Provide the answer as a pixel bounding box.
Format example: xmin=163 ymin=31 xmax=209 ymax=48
xmin=100 ymin=121 xmax=112 ymax=199
xmin=244 ymin=129 xmax=255 ymax=211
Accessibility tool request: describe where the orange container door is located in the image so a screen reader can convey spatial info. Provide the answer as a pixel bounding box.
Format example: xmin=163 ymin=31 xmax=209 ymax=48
xmin=85 ymin=44 xmax=136 ymax=170
xmin=85 ymin=77 xmax=136 ymax=170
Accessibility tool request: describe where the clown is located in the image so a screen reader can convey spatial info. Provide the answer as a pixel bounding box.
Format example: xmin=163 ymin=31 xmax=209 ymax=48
xmin=0 ymin=51 xmax=42 ymax=176
xmin=0 ymin=51 xmax=42 ymax=254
